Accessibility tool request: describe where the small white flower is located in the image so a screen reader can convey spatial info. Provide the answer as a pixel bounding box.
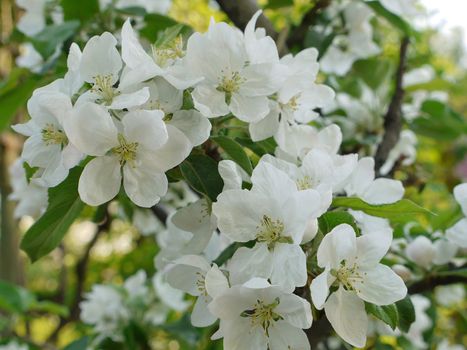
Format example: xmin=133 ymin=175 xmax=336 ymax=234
xmin=446 ymin=183 xmax=467 ymax=248
xmin=209 ymin=279 xmax=312 ymax=350
xmin=380 ymin=130 xmax=417 ymax=176
xmin=213 ymin=162 xmax=323 ymax=291
xmin=310 ymin=224 xmax=407 ymax=347
xmin=65 ymin=104 xmax=191 ymax=207
xmin=0 ymin=341 xmax=29 ymax=350
xmin=16 ymin=0 xmax=48 ymax=36
xmin=124 ymin=270 xmax=149 ymax=300
xmin=166 ymin=255 xmax=229 ymax=327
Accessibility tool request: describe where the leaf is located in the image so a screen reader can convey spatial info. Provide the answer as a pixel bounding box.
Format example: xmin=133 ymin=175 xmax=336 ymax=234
xmin=21 ymin=167 xmax=85 ymax=262
xmin=31 ymin=21 xmax=80 ymax=58
xmin=395 ymin=296 xmax=416 ymax=333
xmin=332 ymin=197 xmax=433 ymax=223
xmin=235 ymin=137 xmax=277 ymax=156
xmin=410 ymin=100 xmax=467 ymax=141
xmin=366 ymin=1 xmax=416 ymax=37
xmin=140 ymin=14 xmax=180 ymax=42
xmin=318 ymin=211 xmax=359 ymax=234
xmin=29 ymin=300 xmax=69 ymax=317
xmin=0 ymin=280 xmax=35 ymax=313
xmin=179 ymin=155 xmax=224 ymax=202
xmin=63 ymin=337 xmax=90 ymax=350
xmin=353 ymin=58 xmax=393 ymax=89
xmin=0 ymin=72 xmax=40 ymax=131
xmin=365 ymin=303 xmax=399 ymax=330
xmin=61 ymin=0 xmax=99 ymax=23
xmin=211 ymin=136 xmax=253 ymax=175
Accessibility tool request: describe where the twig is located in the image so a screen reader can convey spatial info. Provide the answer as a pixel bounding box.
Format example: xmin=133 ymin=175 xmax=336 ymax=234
xmin=374 ymin=37 xmax=410 ymax=174
xmin=287 ymin=0 xmax=332 ymax=49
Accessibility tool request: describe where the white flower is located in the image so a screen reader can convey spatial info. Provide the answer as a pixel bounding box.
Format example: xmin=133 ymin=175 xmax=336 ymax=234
xmin=166 ymin=255 xmax=229 ymax=327
xmin=15 ymin=43 xmax=43 ymax=73
xmin=379 ymin=0 xmax=420 ymax=18
xmin=407 ymin=294 xmax=432 ymax=349
xmin=446 ymin=183 xmax=467 ymax=248
xmin=80 ymin=285 xmax=129 ymax=339
xmin=12 ymin=81 xmax=82 ymax=187
xmin=218 ymin=159 xmax=250 ymax=191
xmin=65 ymin=104 xmax=191 ymax=207
xmin=379 ymin=130 xmax=417 ymax=176
xmin=76 ymin=32 xmax=149 ymax=111
xmin=343 ymin=157 xmax=405 ymax=204
xmin=124 ymin=270 xmax=149 ymax=300
xmin=0 ymin=341 xmax=29 ymax=350
xmin=152 ymin=272 xmax=190 ymax=312
xmin=437 ymin=340 xmax=466 ymax=350
xmin=155 ymin=198 xmax=218 ymax=269
xmin=133 ymin=209 xmax=162 ymax=236
xmin=249 ymin=48 xmax=335 ymax=141
xmin=213 ymin=162 xmax=323 ymax=292
xmin=8 ymin=159 xmax=48 ymax=219
xmin=349 ymin=210 xmax=392 ymax=236
xmin=120 ymin=20 xmax=199 ymax=90
xmin=16 ymin=0 xmax=47 ymax=36
xmin=141 ymin=77 xmax=211 ymax=147
xmin=391 ymin=264 xmax=412 ymax=282
xmin=209 ymin=279 xmax=312 ymax=350
xmin=320 ymin=2 xmax=380 ymax=75
xmin=183 ymin=13 xmax=285 ymax=122
xmin=310 ymin=224 xmax=407 ymax=348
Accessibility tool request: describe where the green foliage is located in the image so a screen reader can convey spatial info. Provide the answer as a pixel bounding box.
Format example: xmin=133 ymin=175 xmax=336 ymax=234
xmin=61 ymin=0 xmax=99 ymax=23
xmin=318 ymin=211 xmax=359 ymax=234
xmin=366 ymin=303 xmax=399 ymax=330
xmin=353 ymin=58 xmax=393 ymax=89
xmin=395 ymin=296 xmax=416 ymax=333
xmin=366 ymin=1 xmax=416 ymax=37
xmin=411 ymin=100 xmax=467 ymax=140
xmin=212 ymin=136 xmax=253 ymax=175
xmin=265 ymin=0 xmax=294 ymax=9
xmin=63 ymin=337 xmax=90 ymax=350
xmin=179 ymin=154 xmax=224 ymax=201
xmin=140 ymin=14 xmax=180 ymax=41
xmin=21 ymin=167 xmax=85 ymax=262
xmin=332 ymin=197 xmax=434 ymax=223
xmin=31 ymin=21 xmax=80 ymax=58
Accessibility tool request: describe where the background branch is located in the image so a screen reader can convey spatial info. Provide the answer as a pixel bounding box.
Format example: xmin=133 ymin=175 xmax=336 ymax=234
xmin=374 ymin=37 xmax=410 ymax=174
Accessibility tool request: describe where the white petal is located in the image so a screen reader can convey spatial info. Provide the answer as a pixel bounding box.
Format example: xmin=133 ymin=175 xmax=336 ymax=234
xmin=192 ymin=296 xmax=217 ymax=327
xmin=149 ymin=125 xmax=191 ymax=172
xmin=229 ymin=93 xmax=269 ymax=123
xmin=218 ymin=160 xmax=247 ymax=191
xmin=249 ymin=103 xmax=280 ymax=141
xmin=453 ymin=183 xmax=467 ymax=216
xmin=169 ymin=110 xmax=211 ymax=146
xmin=446 ymin=218 xmax=467 ymax=248
xmin=325 ymin=286 xmax=368 ymax=348
xmin=363 ymin=178 xmax=405 ymax=205
xmin=344 ymin=157 xmax=374 ymax=197
xmin=79 ymin=156 xmax=121 ymax=206
xmin=317 ymin=224 xmax=357 ymax=269
xmin=123 ymin=165 xmax=168 ymax=207
xmin=122 ymin=109 xmax=168 ymax=150
xmin=192 ymin=85 xmax=229 ymax=118
xmin=228 ymin=244 xmax=273 ymax=285
xmin=356 ymin=264 xmax=407 ymax=305
xmin=355 ymin=231 xmax=392 ymax=267
xmin=165 ymin=263 xmax=204 ymax=296
xmin=108 ymin=86 xmax=150 ymax=110
xmin=275 ymin=294 xmax=312 ymax=329
xmin=251 ymin=162 xmax=297 ymax=202
xmin=310 ymin=267 xmax=335 ymax=310
xmin=61 ymin=144 xmax=83 ymax=169
xmin=433 ymin=239 xmax=458 ymax=265
xmin=270 ymin=244 xmax=307 ymax=292
xmin=205 ymin=264 xmax=229 ymax=298
xmin=65 ymin=103 xmax=118 ymax=156
xmin=268 ymin=321 xmax=310 ymax=350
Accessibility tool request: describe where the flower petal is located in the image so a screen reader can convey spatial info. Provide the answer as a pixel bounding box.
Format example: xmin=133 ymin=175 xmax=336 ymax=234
xmin=310 ymin=267 xmax=335 ymax=310
xmin=446 ymin=218 xmax=467 ymax=248
xmin=192 ymin=296 xmax=217 ymax=327
xmin=229 ymin=93 xmax=269 ymax=123
xmin=123 ymin=165 xmax=168 ymax=207
xmin=363 ymin=178 xmax=404 ymax=205
xmin=169 ymin=110 xmax=212 ymax=146
xmin=317 ymin=224 xmax=357 ymax=269
xmin=122 ymin=109 xmax=168 ymax=150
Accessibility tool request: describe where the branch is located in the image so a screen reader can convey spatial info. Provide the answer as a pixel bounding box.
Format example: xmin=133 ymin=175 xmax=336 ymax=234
xmin=150 ymin=205 xmax=168 ymax=225
xmin=215 ymin=0 xmax=278 ymax=39
xmin=286 ymin=0 xmax=332 ymax=49
xmin=408 ymin=268 xmax=467 ymax=294
xmin=374 ymin=37 xmax=410 ymax=174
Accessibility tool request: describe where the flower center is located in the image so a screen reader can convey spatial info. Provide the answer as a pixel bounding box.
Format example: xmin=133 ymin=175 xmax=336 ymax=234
xmin=92 ymin=75 xmax=119 ymax=105
xmin=332 ymin=261 xmax=365 ymax=292
xmin=241 ymin=298 xmax=282 ymax=335
xmin=296 ymin=175 xmax=313 ymax=190
xmin=256 ymin=215 xmax=292 ymax=250
xmin=152 ymin=36 xmax=184 ymax=67
xmin=195 ymin=271 xmax=208 ymax=297
xmin=217 ymin=70 xmax=244 ymax=104
xmin=41 ymin=124 xmax=68 ymax=147
xmin=112 ymin=133 xmax=138 ymax=167
xmin=281 ymin=94 xmax=301 ymax=112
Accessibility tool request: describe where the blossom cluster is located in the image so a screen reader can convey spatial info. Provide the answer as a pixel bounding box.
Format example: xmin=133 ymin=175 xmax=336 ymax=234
xmin=10 ymin=4 xmax=467 ymax=350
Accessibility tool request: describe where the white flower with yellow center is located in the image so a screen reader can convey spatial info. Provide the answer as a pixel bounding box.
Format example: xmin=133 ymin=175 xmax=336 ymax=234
xmin=310 ymin=224 xmax=407 ymax=348
xmin=208 ymin=279 xmax=312 ymax=350
xmin=166 ymin=255 xmax=229 ymax=327
xmin=213 ymin=162 xmax=323 ymax=292
xmin=64 ymin=103 xmax=191 ymax=207
xmin=12 ymin=81 xmax=83 ymax=187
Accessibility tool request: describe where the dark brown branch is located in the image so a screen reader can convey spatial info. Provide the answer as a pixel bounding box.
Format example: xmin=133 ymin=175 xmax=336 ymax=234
xmin=286 ymin=0 xmax=332 ymax=49
xmin=215 ymin=0 xmax=278 ymax=39
xmin=150 ymin=205 xmax=168 ymax=225
xmin=408 ymin=269 xmax=467 ymax=294
xmin=374 ymin=37 xmax=410 ymax=174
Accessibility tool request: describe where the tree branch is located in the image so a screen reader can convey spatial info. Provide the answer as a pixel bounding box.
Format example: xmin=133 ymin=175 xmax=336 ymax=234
xmin=374 ymin=37 xmax=410 ymax=174
xmin=286 ymin=0 xmax=332 ymax=49
xmin=150 ymin=205 xmax=168 ymax=225
xmin=408 ymin=268 xmax=467 ymax=294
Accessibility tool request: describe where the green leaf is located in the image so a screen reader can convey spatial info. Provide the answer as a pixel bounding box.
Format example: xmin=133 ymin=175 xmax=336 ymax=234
xmin=318 ymin=211 xmax=359 ymax=234
xmin=140 ymin=14 xmax=180 ymax=42
xmin=235 ymin=137 xmax=277 ymax=156
xmin=410 ymin=100 xmax=467 ymax=141
xmin=61 ymin=0 xmax=99 ymax=23
xmin=0 ymin=72 xmax=40 ymax=131
xmin=29 ymin=300 xmax=69 ymax=317
xmin=395 ymin=296 xmax=416 ymax=333
xmin=211 ymin=136 xmax=253 ymax=175
xmin=353 ymin=58 xmax=393 ymax=89
xmin=213 ymin=240 xmax=255 ymax=266
xmin=155 ymin=23 xmax=188 ymax=47
xmin=31 ymin=21 xmax=80 ymax=58
xmin=179 ymin=155 xmax=224 ymax=201
xmin=366 ymin=1 xmax=416 ymax=37
xmin=265 ymin=0 xmax=294 ymax=9
xmin=21 ymin=167 xmax=85 ymax=262
xmin=0 ymin=280 xmax=35 ymax=313
xmin=63 ymin=337 xmax=90 ymax=350
xmin=366 ymin=303 xmax=399 ymax=330
xmin=332 ymin=197 xmax=433 ymax=223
